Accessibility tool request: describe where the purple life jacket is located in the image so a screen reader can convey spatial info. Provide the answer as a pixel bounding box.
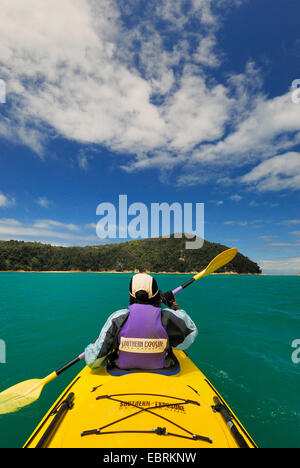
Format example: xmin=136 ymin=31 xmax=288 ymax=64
xmin=116 ymin=303 xmax=169 ymax=370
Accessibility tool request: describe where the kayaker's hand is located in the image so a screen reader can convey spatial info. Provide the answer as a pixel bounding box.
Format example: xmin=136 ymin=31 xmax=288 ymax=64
xmin=161 ymin=291 xmax=179 ymax=310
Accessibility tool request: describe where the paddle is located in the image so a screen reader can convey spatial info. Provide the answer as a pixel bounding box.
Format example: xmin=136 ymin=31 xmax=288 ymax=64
xmin=0 ymin=353 xmax=85 ymax=415
xmin=0 ymin=248 xmax=237 ymax=415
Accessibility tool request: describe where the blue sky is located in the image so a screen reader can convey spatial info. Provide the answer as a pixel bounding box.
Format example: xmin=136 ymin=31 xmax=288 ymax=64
xmin=0 ymin=0 xmax=300 ymax=274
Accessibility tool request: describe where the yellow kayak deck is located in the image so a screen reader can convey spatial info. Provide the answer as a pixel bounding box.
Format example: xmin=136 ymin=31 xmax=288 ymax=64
xmin=24 ymin=350 xmax=257 ymax=448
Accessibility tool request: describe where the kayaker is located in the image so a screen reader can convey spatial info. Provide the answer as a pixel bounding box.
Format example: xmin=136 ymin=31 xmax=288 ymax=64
xmin=84 ymin=273 xmax=198 ymax=370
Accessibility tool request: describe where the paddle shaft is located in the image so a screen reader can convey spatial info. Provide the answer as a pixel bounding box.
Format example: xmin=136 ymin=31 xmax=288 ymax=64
xmin=55 ymin=352 xmax=85 ymax=376
xmin=172 ymin=278 xmax=194 ymax=295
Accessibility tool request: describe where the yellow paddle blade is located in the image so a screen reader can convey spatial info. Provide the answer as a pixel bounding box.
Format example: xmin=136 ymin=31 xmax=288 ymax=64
xmin=0 ymin=372 xmax=57 ymax=415
xmin=193 ymin=248 xmax=238 ymax=281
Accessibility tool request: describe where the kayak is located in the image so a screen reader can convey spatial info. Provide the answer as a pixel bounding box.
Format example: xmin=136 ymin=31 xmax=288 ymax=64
xmin=23 ymin=350 xmax=257 ymax=448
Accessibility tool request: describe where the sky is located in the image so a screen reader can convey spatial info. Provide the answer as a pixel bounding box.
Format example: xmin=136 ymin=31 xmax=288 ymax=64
xmin=0 ymin=0 xmax=300 ymax=275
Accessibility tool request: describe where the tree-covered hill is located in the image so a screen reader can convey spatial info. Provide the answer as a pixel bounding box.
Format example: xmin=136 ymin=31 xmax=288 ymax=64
xmin=0 ymin=237 xmax=262 ymax=274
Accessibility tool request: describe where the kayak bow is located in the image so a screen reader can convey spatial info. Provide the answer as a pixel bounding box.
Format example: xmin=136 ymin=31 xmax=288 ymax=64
xmin=23 ymin=350 xmax=257 ymax=449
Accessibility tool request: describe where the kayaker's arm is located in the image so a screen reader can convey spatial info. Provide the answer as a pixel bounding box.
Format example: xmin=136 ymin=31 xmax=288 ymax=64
xmin=161 ymin=308 xmax=198 ymax=350
xmin=84 ymin=309 xmax=129 ymax=369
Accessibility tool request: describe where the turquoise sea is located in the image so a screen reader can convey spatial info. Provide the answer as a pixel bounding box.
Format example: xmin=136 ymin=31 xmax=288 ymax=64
xmin=0 ymin=272 xmax=299 ymax=448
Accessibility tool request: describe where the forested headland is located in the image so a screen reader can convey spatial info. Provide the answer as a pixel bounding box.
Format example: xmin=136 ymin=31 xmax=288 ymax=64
xmin=0 ymin=237 xmax=262 ymax=274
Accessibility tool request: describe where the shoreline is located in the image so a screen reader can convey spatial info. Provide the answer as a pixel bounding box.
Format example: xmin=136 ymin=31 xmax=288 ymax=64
xmin=0 ymin=270 xmax=261 ymax=275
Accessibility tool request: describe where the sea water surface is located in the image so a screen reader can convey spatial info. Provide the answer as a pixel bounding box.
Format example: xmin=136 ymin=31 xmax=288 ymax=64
xmin=0 ymin=272 xmax=299 ymax=448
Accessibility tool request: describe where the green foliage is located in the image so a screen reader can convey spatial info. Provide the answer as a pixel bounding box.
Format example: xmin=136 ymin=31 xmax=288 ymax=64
xmin=0 ymin=237 xmax=262 ymax=274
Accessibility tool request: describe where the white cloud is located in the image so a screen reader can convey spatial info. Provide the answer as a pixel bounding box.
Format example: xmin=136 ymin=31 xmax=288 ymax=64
xmin=291 ymin=231 xmax=300 ymax=237
xmin=0 ymin=218 xmax=21 ymax=226
xmin=0 ymin=1 xmax=248 ymax=154
xmin=85 ymin=223 xmax=97 ymax=230
xmin=163 ymin=68 xmax=233 ymax=152
xmin=173 ymin=84 xmax=300 ymax=188
xmin=36 ymin=197 xmax=52 ymax=208
xmin=0 ymin=194 xmax=9 ymax=207
xmin=155 ymin=0 xmax=215 ymax=28
xmin=210 ymin=200 xmax=224 ymax=206
xmin=0 ymin=193 xmax=15 ymax=208
xmin=265 ymin=242 xmax=300 ymax=247
xmin=0 ymin=218 xmax=98 ymax=245
xmin=219 ymin=89 xmax=300 ymax=164
xmin=258 ymin=235 xmax=278 ymax=242
xmin=230 ymin=194 xmax=243 ymax=201
xmin=281 ymin=220 xmax=300 ymax=225
xmin=241 ymin=152 xmax=300 ymax=191
xmin=0 ymin=0 xmax=168 ymax=155
xmin=224 ymin=220 xmax=248 ymax=227
xmin=224 ymin=219 xmax=269 ymax=228
xmin=187 ymin=91 xmax=300 ymax=167
xmin=78 ymin=154 xmax=89 ymax=170
xmin=258 ymin=257 xmax=300 ymax=275
xmin=193 ymin=35 xmax=221 ymax=67
xmin=33 ymin=219 xmax=80 ymax=232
